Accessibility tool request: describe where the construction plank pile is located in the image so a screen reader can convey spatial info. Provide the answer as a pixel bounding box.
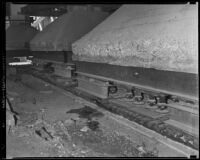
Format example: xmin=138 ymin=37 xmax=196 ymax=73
xmin=30 ymin=11 xmax=109 ymax=51
xmin=72 ymin=4 xmax=198 ymax=74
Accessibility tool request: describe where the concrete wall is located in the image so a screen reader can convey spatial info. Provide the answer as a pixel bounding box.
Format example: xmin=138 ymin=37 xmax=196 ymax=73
xmin=10 ymin=3 xmax=27 ymax=20
xmin=6 ymin=24 xmax=38 ymax=50
xmin=30 ymin=11 xmax=109 ymax=51
xmin=72 ymin=4 xmax=198 ymax=74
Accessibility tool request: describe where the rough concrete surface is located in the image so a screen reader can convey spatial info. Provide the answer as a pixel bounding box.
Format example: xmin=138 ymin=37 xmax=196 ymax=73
xmin=6 ymin=72 xmax=162 ymax=158
xmin=30 ymin=11 xmax=109 ymax=51
xmin=72 ymin=4 xmax=198 ymax=74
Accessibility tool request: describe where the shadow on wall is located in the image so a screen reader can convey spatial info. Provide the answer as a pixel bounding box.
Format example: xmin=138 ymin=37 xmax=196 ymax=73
xmin=31 ymin=51 xmax=73 ymax=63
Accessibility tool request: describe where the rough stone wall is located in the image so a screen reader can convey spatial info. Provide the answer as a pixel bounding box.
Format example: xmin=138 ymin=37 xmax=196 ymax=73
xmin=72 ymin=4 xmax=198 ymax=74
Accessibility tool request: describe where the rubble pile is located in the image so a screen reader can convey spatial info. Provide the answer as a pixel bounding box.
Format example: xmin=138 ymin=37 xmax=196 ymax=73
xmin=65 ymin=121 xmax=158 ymax=157
xmin=12 ymin=108 xmax=158 ymax=157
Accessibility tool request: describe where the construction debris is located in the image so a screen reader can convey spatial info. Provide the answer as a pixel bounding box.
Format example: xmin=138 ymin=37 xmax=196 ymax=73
xmin=7 ymin=91 xmax=19 ymax=97
xmin=87 ymin=120 xmax=100 ymax=131
xmin=35 ymin=127 xmax=54 ymax=141
xmin=66 ymin=105 xmax=104 ymax=120
xmin=6 ymin=72 xmax=161 ymax=157
xmin=80 ymin=126 xmax=90 ymax=132
xmin=64 ymin=119 xmax=74 ymax=126
xmin=39 ymin=90 xmax=53 ymax=94
xmin=6 ymin=98 xmax=20 ymax=135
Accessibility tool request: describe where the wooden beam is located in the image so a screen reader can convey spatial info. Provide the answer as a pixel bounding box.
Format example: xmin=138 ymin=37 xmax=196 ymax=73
xmin=76 ymin=71 xmax=198 ymax=102
xmin=20 ymin=9 xmax=67 ymax=16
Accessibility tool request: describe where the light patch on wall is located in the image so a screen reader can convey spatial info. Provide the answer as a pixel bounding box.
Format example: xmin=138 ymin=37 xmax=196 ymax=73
xmin=6 ymin=16 xmax=10 ymax=30
xmin=30 ymin=16 xmax=58 ymax=31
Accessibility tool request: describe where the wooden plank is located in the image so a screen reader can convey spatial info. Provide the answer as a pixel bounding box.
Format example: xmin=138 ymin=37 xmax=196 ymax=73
xmin=168 ymin=107 xmax=199 ymax=130
xmin=33 ymin=58 xmax=74 ymax=66
xmin=75 ymin=60 xmax=198 ymax=100
xmin=77 ymin=77 xmax=109 ymax=99
xmin=76 ymin=71 xmax=198 ymax=101
xmin=166 ymin=103 xmax=198 ymax=115
xmin=109 ymin=99 xmax=167 ymax=119
xmin=165 ymin=119 xmax=199 ymax=137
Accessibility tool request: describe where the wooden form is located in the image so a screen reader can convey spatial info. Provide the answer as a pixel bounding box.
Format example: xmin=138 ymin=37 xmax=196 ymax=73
xmin=76 ymin=71 xmax=198 ymax=103
xmin=165 ymin=119 xmax=199 ymax=137
xmin=76 ymin=76 xmax=110 ymax=99
xmin=32 ymin=58 xmax=75 ymax=78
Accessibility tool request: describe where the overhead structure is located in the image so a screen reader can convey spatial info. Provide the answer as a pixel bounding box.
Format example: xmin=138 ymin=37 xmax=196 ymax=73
xmin=72 ymin=4 xmax=198 ymax=74
xmin=6 ymin=23 xmax=38 ymax=50
xmin=19 ymin=4 xmax=121 ymax=16
xmin=19 ymin=4 xmax=67 ymax=17
xmin=30 ymin=10 xmax=109 ymax=51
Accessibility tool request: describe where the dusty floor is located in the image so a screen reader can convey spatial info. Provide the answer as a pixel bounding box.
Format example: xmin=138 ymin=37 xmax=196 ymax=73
xmin=6 ymin=72 xmax=158 ymax=158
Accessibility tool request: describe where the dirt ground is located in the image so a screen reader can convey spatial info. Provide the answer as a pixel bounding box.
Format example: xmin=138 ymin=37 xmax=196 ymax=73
xmin=6 ymin=71 xmax=159 ymax=158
